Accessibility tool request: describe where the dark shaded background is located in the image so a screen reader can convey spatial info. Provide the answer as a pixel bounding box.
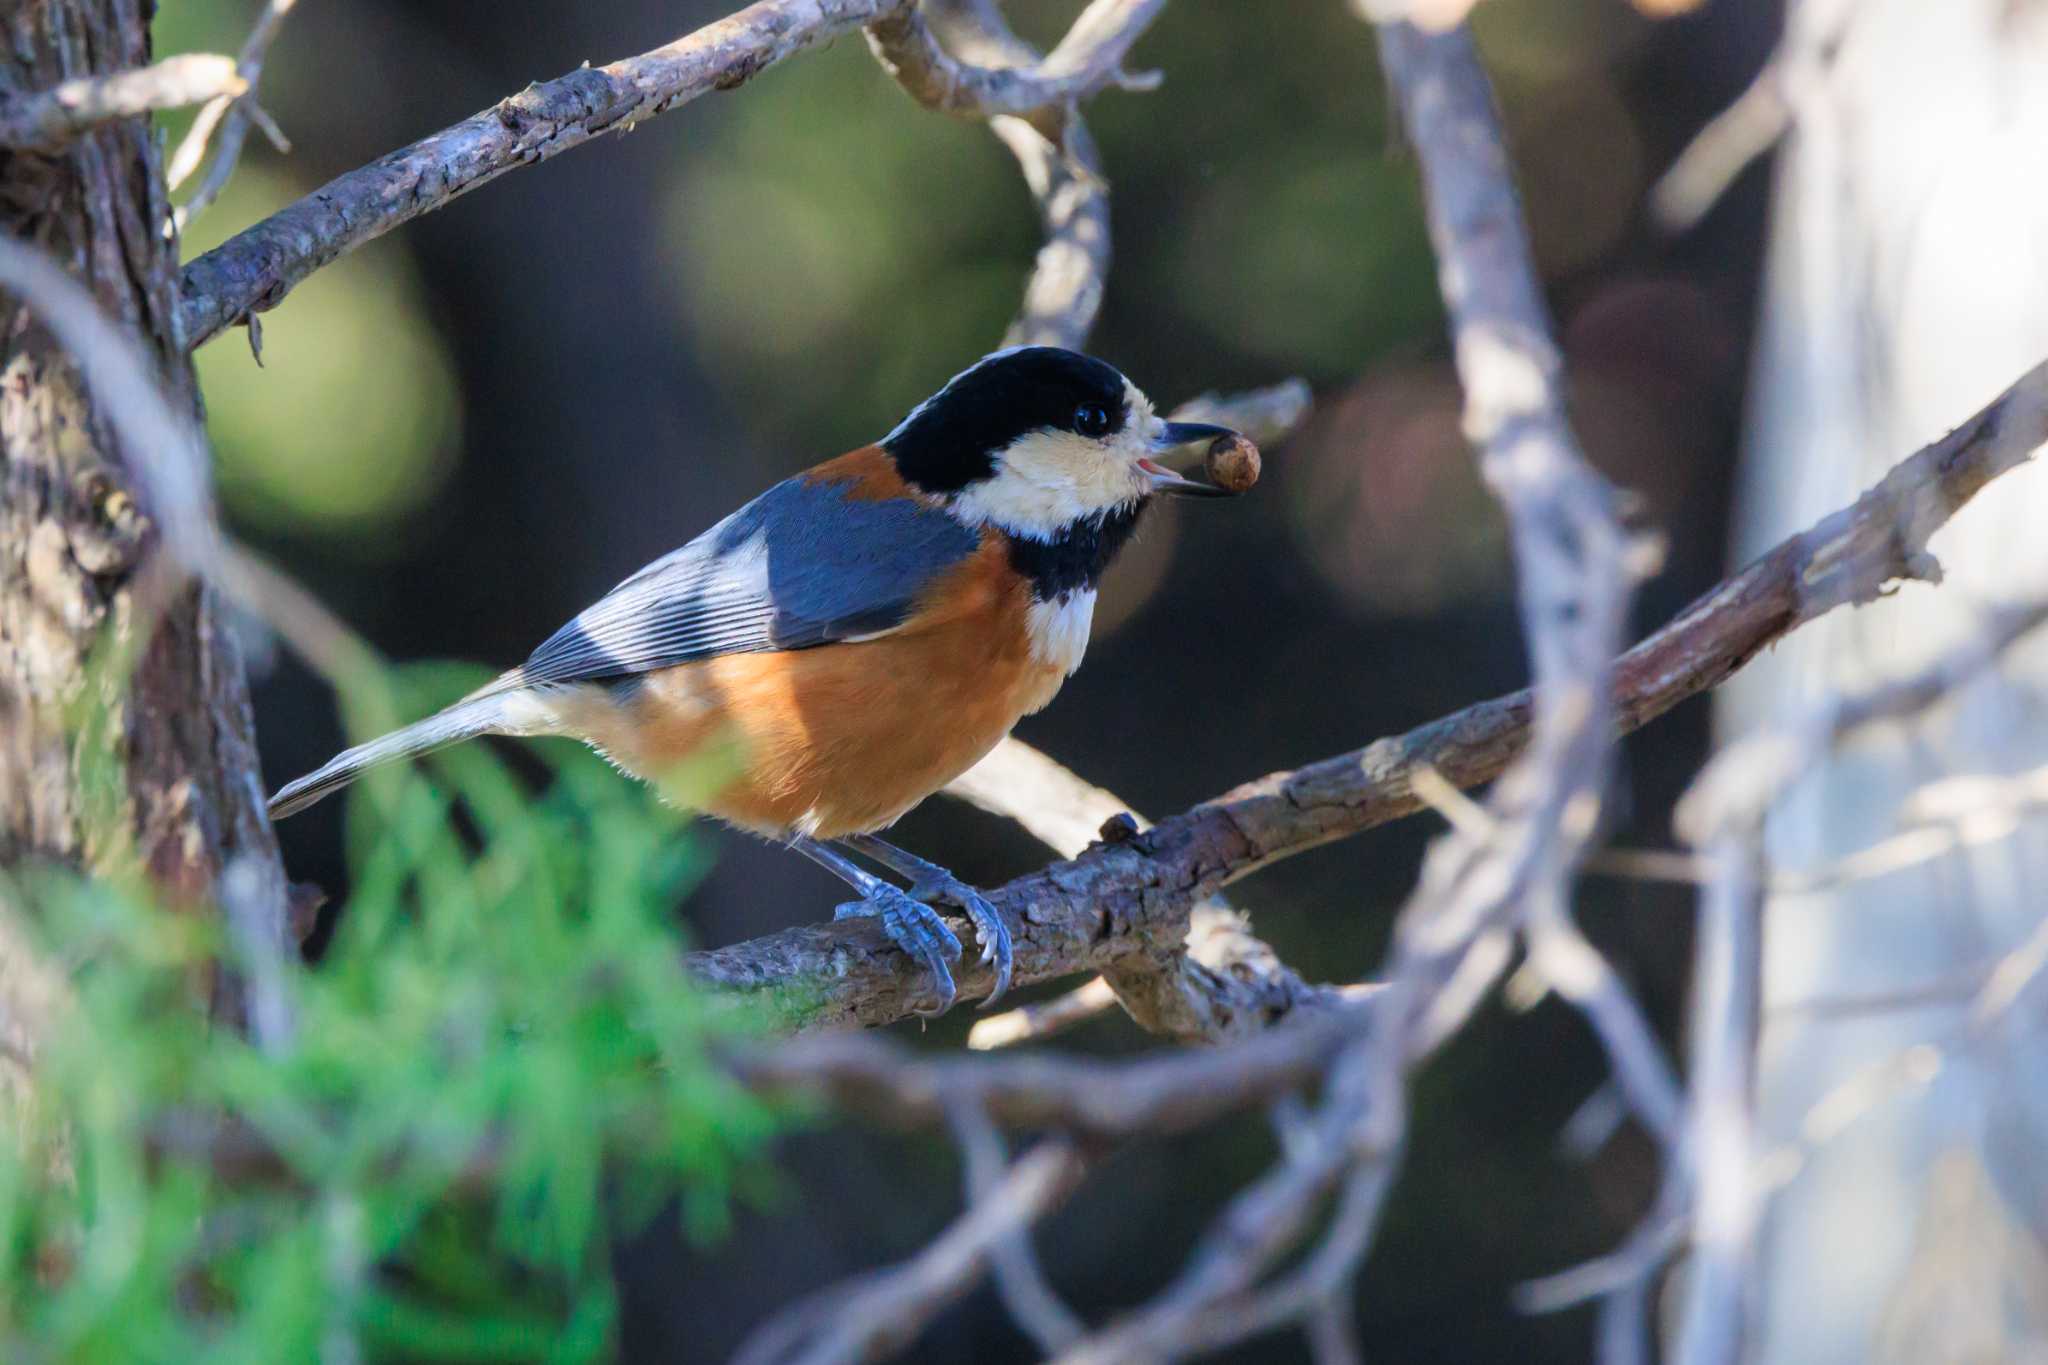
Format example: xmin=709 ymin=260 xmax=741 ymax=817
xmin=164 ymin=0 xmax=1781 ymax=1357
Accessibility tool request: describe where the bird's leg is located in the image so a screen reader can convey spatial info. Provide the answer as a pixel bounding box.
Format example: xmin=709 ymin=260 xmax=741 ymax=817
xmin=837 ymin=833 xmax=1014 ymax=1004
xmin=789 ymin=835 xmax=962 ymax=1015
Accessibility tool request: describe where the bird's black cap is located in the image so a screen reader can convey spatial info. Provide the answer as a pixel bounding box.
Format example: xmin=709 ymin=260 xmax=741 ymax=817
xmin=882 ymin=347 xmax=1130 ymax=494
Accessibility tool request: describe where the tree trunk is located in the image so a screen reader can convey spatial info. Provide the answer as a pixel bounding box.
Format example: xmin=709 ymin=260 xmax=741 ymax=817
xmin=1721 ymin=0 xmax=2048 ymax=1358
xmin=0 ymin=0 xmax=283 ymax=1065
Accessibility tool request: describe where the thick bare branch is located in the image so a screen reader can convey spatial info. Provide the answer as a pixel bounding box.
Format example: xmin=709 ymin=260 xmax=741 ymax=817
xmin=175 ymin=0 xmax=914 ymax=349
xmin=687 ymin=355 xmax=2048 ymax=1031
xmin=947 ymin=734 xmax=1338 ymax=1042
xmin=0 ymin=53 xmax=243 ymax=151
xmin=1049 ymin=22 xmax=1656 ymax=1355
xmin=990 ymin=115 xmax=1111 ymax=349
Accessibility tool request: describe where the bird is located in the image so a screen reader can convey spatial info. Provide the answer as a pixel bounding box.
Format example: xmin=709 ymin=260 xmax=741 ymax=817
xmin=267 ymin=346 xmax=1242 ymax=1013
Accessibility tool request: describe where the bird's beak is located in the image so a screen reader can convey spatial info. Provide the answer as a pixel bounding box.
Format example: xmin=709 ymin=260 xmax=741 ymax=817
xmin=1137 ymin=421 xmax=1238 ymax=498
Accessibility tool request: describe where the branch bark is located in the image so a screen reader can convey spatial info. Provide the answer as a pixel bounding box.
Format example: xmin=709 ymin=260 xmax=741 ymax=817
xmin=733 ymin=1136 xmax=1090 ymax=1365
xmin=687 ymin=357 xmax=2048 ymax=1032
xmin=865 ymin=0 xmax=1165 ymax=118
xmin=172 ymin=0 xmax=1178 ymax=351
xmin=174 ymin=0 xmax=913 ymax=349
xmin=904 ymin=0 xmax=1115 ymax=351
xmin=0 ymin=53 xmax=243 ymax=151
xmin=1 ymin=2 xmax=287 ymax=1048
xmin=1043 ymin=21 xmax=1648 ymax=1358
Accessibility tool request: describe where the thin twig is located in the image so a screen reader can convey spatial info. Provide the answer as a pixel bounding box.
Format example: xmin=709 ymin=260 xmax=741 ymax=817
xmin=1166 ymin=380 xmax=1315 ymax=447
xmin=1668 ymin=834 xmax=1763 ymax=1365
xmin=967 ymin=976 xmax=1119 ymax=1050
xmin=1649 ymin=0 xmax=1861 ymax=232
xmin=907 ymin=0 xmax=1117 ymax=351
xmin=221 ymin=855 xmax=297 ymax=1057
xmin=1652 ymin=601 xmax=2048 ymax=1365
xmin=944 ymin=736 xmax=1134 ymax=862
xmin=0 ymin=53 xmax=243 ymax=151
xmin=865 ymin=0 xmax=1166 ymax=119
xmin=170 ymin=0 xmax=305 ymax=233
xmin=1648 ymin=58 xmax=1788 ymax=232
xmin=729 ymin=1004 xmax=1367 ymax=1139
xmin=948 ymin=1101 xmax=1086 ymax=1352
xmin=732 ymin=1137 xmax=1089 ymax=1365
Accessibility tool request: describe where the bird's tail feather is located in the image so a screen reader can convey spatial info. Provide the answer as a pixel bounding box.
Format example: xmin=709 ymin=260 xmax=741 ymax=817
xmin=268 ymin=691 xmax=517 ymax=821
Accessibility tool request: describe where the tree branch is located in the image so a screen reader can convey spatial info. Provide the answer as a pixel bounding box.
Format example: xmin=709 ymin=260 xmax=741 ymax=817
xmin=173 ymin=0 xmax=1181 ymax=350
xmin=872 ymin=0 xmax=1324 ymax=1042
xmin=899 ymin=0 xmax=1116 ymax=350
xmin=1652 ymin=601 xmax=2048 ymax=1365
xmin=945 ymin=728 xmax=1340 ymax=1044
xmin=730 ymin=1002 xmax=1365 ymax=1137
xmin=168 ymin=0 xmax=304 ymax=233
xmin=687 ymin=356 xmax=2048 ymax=1032
xmin=0 ymin=53 xmax=243 ymax=152
xmin=174 ymin=0 xmax=914 ymax=349
xmin=1043 ymin=20 xmax=1651 ymax=1357
xmin=864 ymin=0 xmax=1166 ymax=118
xmin=732 ymin=1136 xmax=1090 ymax=1365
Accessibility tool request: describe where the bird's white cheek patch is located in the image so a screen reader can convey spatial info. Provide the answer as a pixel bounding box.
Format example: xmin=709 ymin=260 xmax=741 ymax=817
xmin=954 ymin=429 xmax=1147 ymax=538
xmin=1026 ymin=590 xmax=1097 ymax=675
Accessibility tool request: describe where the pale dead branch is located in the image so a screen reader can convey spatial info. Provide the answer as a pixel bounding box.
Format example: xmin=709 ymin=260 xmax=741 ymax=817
xmin=0 ymin=53 xmax=243 ymax=151
xmin=865 ymin=0 xmax=1165 ymax=119
xmin=168 ymin=0 xmax=304 ymax=233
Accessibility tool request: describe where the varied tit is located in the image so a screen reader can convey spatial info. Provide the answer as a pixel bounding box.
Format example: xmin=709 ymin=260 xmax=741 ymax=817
xmin=268 ymin=346 xmax=1242 ymax=1013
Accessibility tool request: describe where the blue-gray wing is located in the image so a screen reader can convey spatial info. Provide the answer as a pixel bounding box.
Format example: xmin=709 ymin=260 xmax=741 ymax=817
xmin=511 ymin=476 xmax=981 ymax=689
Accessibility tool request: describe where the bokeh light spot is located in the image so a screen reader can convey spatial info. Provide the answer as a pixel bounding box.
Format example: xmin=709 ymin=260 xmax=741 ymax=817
xmin=184 ymin=168 xmax=462 ymax=554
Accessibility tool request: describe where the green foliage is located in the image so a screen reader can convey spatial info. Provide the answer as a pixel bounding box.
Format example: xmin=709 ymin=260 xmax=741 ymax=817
xmin=0 ymin=665 xmax=778 ymax=1363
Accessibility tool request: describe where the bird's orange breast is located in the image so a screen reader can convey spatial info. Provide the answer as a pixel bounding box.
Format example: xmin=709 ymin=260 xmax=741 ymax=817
xmin=563 ymin=530 xmax=1067 ymax=839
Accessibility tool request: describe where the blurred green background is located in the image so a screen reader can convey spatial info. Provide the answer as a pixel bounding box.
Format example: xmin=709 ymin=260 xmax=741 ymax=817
xmin=162 ymin=0 xmax=1778 ymax=1357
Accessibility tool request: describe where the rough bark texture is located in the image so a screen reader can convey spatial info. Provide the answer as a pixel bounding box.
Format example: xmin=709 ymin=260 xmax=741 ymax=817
xmin=0 ymin=2 xmax=284 ymax=1046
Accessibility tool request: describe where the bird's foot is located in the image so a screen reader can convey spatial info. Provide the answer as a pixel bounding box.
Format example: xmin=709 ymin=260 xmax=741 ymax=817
xmin=906 ymin=874 xmax=1015 ymax=1005
xmin=835 ymin=885 xmax=964 ymax=1016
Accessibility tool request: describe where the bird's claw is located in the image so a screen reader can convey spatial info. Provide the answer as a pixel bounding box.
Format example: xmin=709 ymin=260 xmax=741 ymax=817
xmin=836 ymin=885 xmax=963 ymax=1015
xmin=908 ymin=875 xmax=1015 ymax=1005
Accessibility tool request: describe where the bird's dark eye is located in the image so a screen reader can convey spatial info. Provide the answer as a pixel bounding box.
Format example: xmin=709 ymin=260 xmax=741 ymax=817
xmin=1073 ymin=404 xmax=1112 ymax=438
